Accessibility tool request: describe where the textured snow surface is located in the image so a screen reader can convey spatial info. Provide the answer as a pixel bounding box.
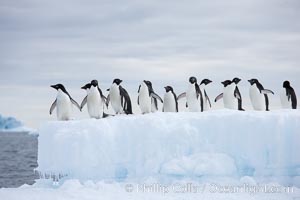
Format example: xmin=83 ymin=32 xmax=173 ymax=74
xmin=0 ymin=179 xmax=300 ymax=200
xmin=37 ymin=110 xmax=300 ymax=187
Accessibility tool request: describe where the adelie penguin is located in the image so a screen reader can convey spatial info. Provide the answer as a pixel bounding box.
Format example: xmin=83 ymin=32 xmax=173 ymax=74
xmin=280 ymin=80 xmax=297 ymax=109
xmin=163 ymin=86 xmax=178 ymax=112
xmin=200 ymin=79 xmax=212 ymax=111
xmin=248 ymin=79 xmax=274 ymax=111
xmin=178 ymin=76 xmax=204 ymax=112
xmin=232 ymin=77 xmax=245 ymax=111
xmin=215 ymin=80 xmax=241 ymax=110
xmin=49 ymin=84 xmax=81 ymax=120
xmin=80 ymin=80 xmax=107 ymax=119
xmin=107 ymin=79 xmax=133 ymax=114
xmin=137 ymin=80 xmax=163 ymax=114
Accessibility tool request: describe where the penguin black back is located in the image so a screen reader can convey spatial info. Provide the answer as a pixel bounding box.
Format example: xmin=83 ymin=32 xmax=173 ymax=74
xmin=283 ymin=81 xmax=297 ymax=109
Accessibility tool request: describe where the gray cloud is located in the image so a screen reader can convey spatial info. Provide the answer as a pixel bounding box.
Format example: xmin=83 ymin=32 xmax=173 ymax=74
xmin=0 ymin=0 xmax=299 ymax=127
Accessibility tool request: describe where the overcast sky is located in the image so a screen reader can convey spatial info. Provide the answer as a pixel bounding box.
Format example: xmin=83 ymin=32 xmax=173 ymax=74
xmin=0 ymin=0 xmax=299 ymax=128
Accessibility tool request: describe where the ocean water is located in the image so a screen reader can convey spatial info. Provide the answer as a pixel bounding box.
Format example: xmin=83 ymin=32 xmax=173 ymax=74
xmin=0 ymin=132 xmax=38 ymax=188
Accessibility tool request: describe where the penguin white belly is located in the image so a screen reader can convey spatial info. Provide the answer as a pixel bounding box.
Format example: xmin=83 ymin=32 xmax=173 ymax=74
xmin=56 ymin=90 xmax=72 ymax=120
xmin=249 ymin=85 xmax=265 ymax=110
xmin=163 ymin=92 xmax=176 ymax=112
xmin=186 ymin=86 xmax=200 ymax=112
xmin=280 ymin=89 xmax=291 ymax=109
xmin=87 ymin=88 xmax=103 ymax=118
xmin=223 ymin=85 xmax=237 ymax=110
xmin=138 ymin=85 xmax=151 ymax=114
xmin=110 ymin=85 xmax=123 ymax=114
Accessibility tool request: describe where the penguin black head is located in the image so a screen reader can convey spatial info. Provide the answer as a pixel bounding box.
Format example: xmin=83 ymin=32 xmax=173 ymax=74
xmin=248 ymin=79 xmax=259 ymax=85
xmin=164 ymin=86 xmax=174 ymax=93
xmin=200 ymin=79 xmax=212 ymax=85
xmin=113 ymin=78 xmax=123 ymax=85
xmin=189 ymin=76 xmax=197 ymax=84
xmin=51 ymin=84 xmax=65 ymax=91
xmin=221 ymin=80 xmax=232 ymax=87
xmin=232 ymin=77 xmax=241 ymax=84
xmin=283 ymin=80 xmax=290 ymax=88
xmin=143 ymin=80 xmax=152 ymax=87
xmin=91 ymin=80 xmax=98 ymax=87
xmin=81 ymin=83 xmax=91 ymax=90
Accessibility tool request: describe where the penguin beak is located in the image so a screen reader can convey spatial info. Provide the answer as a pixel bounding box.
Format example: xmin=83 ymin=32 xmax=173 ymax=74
xmin=248 ymin=80 xmax=251 ymax=83
xmin=81 ymin=86 xmax=85 ymax=89
xmin=221 ymin=81 xmax=225 ymax=85
xmin=207 ymin=80 xmax=212 ymax=84
xmin=50 ymin=85 xmax=56 ymax=89
xmin=106 ymin=88 xmax=110 ymax=91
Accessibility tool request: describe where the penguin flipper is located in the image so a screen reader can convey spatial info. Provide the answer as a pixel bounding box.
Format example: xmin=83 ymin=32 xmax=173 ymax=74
xmin=195 ymin=84 xmax=203 ymax=111
xmin=177 ymin=92 xmax=186 ymax=101
xmin=49 ymin=99 xmax=57 ymax=115
xmin=264 ymin=94 xmax=270 ymax=111
xmin=151 ymin=92 xmax=163 ymax=103
xmin=80 ymin=96 xmax=87 ymax=111
xmin=262 ymin=89 xmax=274 ymax=95
xmin=138 ymin=85 xmax=141 ymax=93
xmin=214 ymin=93 xmax=223 ymax=102
xmin=71 ymin=98 xmax=81 ymax=111
xmin=98 ymin=87 xmax=107 ymax=104
xmin=234 ymin=88 xmax=242 ymax=100
xmin=120 ymin=86 xmax=133 ymax=114
xmin=137 ymin=96 xmax=139 ymax=105
xmin=287 ymin=88 xmax=297 ymax=109
xmin=106 ymin=94 xmax=110 ymax=107
xmin=151 ymin=97 xmax=158 ymax=110
xmin=204 ymin=90 xmax=212 ymax=108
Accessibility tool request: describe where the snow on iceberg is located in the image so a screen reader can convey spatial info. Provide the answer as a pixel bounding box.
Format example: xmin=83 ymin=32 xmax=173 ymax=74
xmin=0 ymin=114 xmax=22 ymax=130
xmin=37 ymin=110 xmax=300 ymax=186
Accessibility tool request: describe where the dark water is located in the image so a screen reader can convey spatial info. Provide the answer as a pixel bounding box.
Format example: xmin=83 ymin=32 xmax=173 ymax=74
xmin=0 ymin=131 xmax=38 ymax=188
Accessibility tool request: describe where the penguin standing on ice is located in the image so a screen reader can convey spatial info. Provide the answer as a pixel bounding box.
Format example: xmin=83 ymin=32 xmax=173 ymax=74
xmin=107 ymin=79 xmax=133 ymax=114
xmin=137 ymin=80 xmax=163 ymax=114
xmin=80 ymin=80 xmax=107 ymax=119
xmin=163 ymin=86 xmax=178 ymax=112
xmin=280 ymin=80 xmax=297 ymax=109
xmin=248 ymin=79 xmax=274 ymax=111
xmin=215 ymin=80 xmax=241 ymax=110
xmin=200 ymin=79 xmax=212 ymax=111
xmin=232 ymin=77 xmax=245 ymax=111
xmin=177 ymin=76 xmax=203 ymax=112
xmin=50 ymin=84 xmax=81 ymax=120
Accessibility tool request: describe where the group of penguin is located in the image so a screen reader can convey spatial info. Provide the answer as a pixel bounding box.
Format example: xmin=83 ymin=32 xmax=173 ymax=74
xmin=50 ymin=77 xmax=297 ymax=120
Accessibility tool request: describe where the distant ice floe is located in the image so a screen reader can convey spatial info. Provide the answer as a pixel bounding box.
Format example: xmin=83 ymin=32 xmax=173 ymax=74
xmin=0 ymin=114 xmax=37 ymax=135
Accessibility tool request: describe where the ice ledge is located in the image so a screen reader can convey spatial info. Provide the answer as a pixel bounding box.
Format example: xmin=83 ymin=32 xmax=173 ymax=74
xmin=37 ymin=110 xmax=300 ymax=185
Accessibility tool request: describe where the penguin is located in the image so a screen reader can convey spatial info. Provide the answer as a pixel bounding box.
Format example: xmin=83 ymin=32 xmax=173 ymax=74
xmin=80 ymin=80 xmax=107 ymax=119
xmin=49 ymin=84 xmax=81 ymax=120
xmin=163 ymin=86 xmax=178 ymax=112
xmin=200 ymin=79 xmax=212 ymax=111
xmin=107 ymin=79 xmax=133 ymax=114
xmin=232 ymin=77 xmax=245 ymax=111
xmin=248 ymin=79 xmax=274 ymax=111
xmin=177 ymin=76 xmax=204 ymax=112
xmin=215 ymin=80 xmax=241 ymax=110
xmin=137 ymin=80 xmax=163 ymax=114
xmin=280 ymin=80 xmax=297 ymax=109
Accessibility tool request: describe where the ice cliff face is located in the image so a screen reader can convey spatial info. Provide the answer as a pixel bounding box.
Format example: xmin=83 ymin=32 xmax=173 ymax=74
xmin=37 ymin=110 xmax=300 ymax=186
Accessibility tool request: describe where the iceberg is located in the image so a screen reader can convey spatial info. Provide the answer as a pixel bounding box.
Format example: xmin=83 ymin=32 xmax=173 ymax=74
xmin=0 ymin=114 xmax=23 ymax=130
xmin=37 ymin=110 xmax=300 ymax=186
